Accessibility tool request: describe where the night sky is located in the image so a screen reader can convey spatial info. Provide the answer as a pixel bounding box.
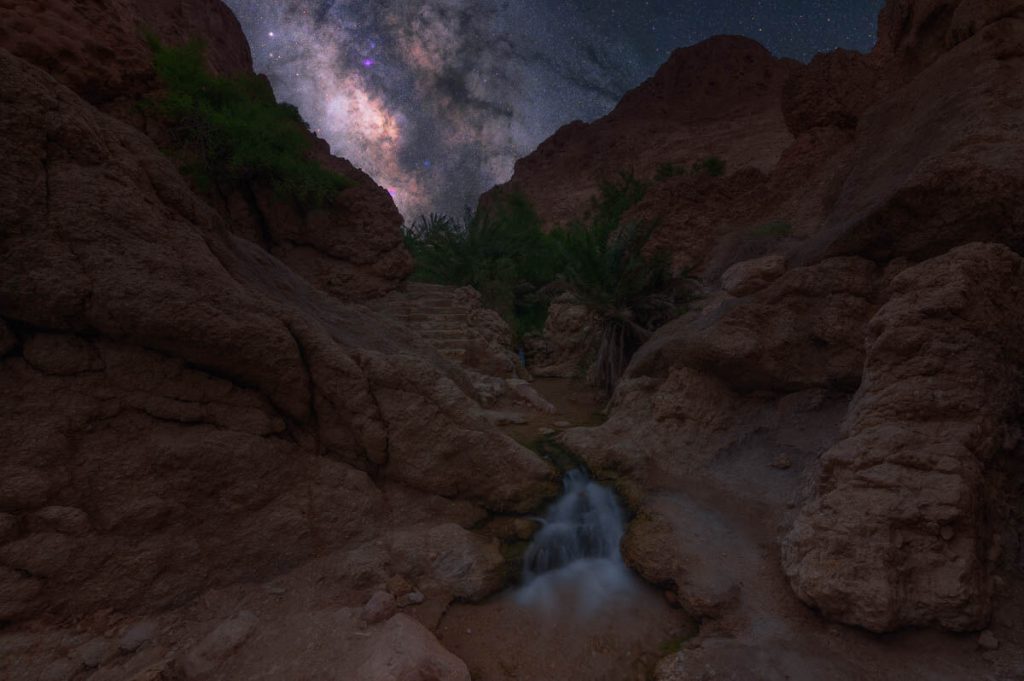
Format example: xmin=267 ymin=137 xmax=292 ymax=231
xmin=225 ymin=1 xmax=886 ymax=220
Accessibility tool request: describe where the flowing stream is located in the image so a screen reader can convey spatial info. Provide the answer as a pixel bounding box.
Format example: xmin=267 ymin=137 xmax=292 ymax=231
xmin=516 ymin=469 xmax=636 ymax=612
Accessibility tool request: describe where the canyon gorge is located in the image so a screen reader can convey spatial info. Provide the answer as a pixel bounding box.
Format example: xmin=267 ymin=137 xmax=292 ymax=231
xmin=1 ymin=0 xmax=1023 ymax=679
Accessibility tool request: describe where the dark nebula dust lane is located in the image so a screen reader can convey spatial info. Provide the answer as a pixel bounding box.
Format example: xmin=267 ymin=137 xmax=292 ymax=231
xmin=225 ymin=1 xmax=885 ymax=221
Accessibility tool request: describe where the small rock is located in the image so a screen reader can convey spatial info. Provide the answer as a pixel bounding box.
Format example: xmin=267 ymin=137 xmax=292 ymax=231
xmin=770 ymin=454 xmax=792 ymax=470
xmin=119 ymin=620 xmax=159 ymax=653
xmin=720 ymin=255 xmax=787 ymax=296
xmin=38 ymin=659 xmax=77 ymax=681
xmin=265 ymin=585 xmax=286 ymax=596
xmin=553 ymin=420 xmax=571 ymax=428
xmin=361 ymin=591 xmax=397 ymax=624
xmin=76 ymin=637 xmax=116 ymax=668
xmin=386 ymin=575 xmax=415 ymax=598
xmin=397 ymin=591 xmax=425 ymax=607
xmin=940 ymin=526 xmax=955 ymax=541
xmin=0 ymin=466 xmax=51 ymax=510
xmin=180 ymin=611 xmax=258 ymax=678
xmin=663 ymin=590 xmax=679 ymax=606
xmin=506 ymin=379 xmax=557 ymax=414
xmin=978 ymin=630 xmax=999 ymax=650
xmin=29 ymin=506 xmax=91 ymax=535
xmin=538 ymin=427 xmax=555 ymax=436
xmin=481 ymin=410 xmax=528 ymax=426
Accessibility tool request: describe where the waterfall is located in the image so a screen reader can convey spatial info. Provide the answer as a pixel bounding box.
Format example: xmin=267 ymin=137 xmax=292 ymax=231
xmin=517 ymin=469 xmax=636 ymax=611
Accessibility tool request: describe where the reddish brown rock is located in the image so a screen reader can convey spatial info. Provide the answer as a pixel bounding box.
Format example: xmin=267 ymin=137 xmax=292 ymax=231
xmin=0 ymin=0 xmax=251 ymax=106
xmin=803 ymin=10 xmax=1024 ymax=264
xmin=482 ymin=36 xmax=798 ymax=230
xmin=0 ymin=47 xmax=554 ymax=627
xmin=525 ymin=296 xmax=598 ymax=378
xmin=630 ymin=257 xmax=879 ymax=393
xmin=201 ymin=610 xmax=471 ymax=681
xmin=783 ymin=243 xmax=1024 ymax=632
xmin=378 ymin=283 xmax=520 ymax=378
xmin=719 ymin=254 xmax=787 ymax=296
xmin=782 ymin=49 xmax=890 ymax=136
xmin=0 ymin=0 xmax=412 ymax=302
xmin=361 ymin=591 xmax=398 ymax=625
xmin=387 ymin=524 xmax=505 ymax=602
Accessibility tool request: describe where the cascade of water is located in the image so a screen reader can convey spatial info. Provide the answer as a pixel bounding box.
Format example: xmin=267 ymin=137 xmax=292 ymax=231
xmin=517 ymin=469 xmax=636 ymax=610
xmin=522 ymin=469 xmax=625 ymax=578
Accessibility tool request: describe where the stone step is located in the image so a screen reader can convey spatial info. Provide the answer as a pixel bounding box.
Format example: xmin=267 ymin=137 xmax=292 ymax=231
xmin=404 ymin=312 xmax=466 ymax=323
xmin=428 ymin=339 xmax=473 ymax=350
xmin=414 ymin=329 xmax=468 ymax=338
xmin=409 ymin=320 xmax=467 ymax=329
xmin=406 ymin=282 xmax=455 ymax=291
xmin=388 ymin=313 xmax=464 ymax=324
xmin=418 ymin=330 xmax=470 ymax=342
xmin=385 ymin=301 xmax=461 ymax=312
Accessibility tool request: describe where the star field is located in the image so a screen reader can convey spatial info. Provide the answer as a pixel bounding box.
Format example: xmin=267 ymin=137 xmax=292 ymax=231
xmin=225 ymin=1 xmax=886 ymax=220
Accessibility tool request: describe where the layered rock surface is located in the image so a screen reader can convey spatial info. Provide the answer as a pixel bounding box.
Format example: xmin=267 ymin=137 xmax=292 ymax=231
xmin=481 ymin=36 xmax=798 ymax=236
xmin=783 ymin=243 xmax=1024 ymax=632
xmin=0 ymin=0 xmax=412 ymax=301
xmin=0 ymin=9 xmax=555 ymax=678
xmin=546 ymin=0 xmax=1024 ymax=678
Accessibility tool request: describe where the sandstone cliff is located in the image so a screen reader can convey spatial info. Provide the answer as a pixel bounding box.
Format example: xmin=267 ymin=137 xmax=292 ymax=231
xmin=544 ymin=0 xmax=1024 ymax=678
xmin=0 ymin=0 xmax=412 ymax=301
xmin=0 ymin=1 xmax=559 ymax=679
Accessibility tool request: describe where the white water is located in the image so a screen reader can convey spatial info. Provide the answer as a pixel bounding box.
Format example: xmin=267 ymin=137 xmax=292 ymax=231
xmin=516 ymin=469 xmax=638 ymax=614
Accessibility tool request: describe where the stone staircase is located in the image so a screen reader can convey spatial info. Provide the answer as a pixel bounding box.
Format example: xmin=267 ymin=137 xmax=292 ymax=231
xmin=377 ymin=283 xmax=518 ymax=375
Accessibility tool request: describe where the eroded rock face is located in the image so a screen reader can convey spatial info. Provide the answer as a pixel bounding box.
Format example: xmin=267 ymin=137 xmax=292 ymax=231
xmin=630 ymin=257 xmax=879 ymax=393
xmin=481 ymin=36 xmax=797 ymax=231
xmin=0 ymin=47 xmax=555 ymax=626
xmin=719 ymin=254 xmax=787 ymax=296
xmin=0 ymin=0 xmax=252 ymax=106
xmin=0 ymin=0 xmax=412 ymax=302
xmin=549 ymin=2 xmax=1024 ymax=673
xmin=782 ymin=243 xmax=1024 ymax=632
xmin=526 ymin=296 xmax=599 ymax=378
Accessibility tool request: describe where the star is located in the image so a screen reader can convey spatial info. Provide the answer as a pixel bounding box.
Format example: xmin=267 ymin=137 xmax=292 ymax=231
xmin=225 ymin=0 xmax=886 ymax=220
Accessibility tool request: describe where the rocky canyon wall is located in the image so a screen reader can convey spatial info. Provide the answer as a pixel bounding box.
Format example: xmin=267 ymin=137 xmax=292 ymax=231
xmin=0 ymin=1 xmax=557 ymax=679
xmin=538 ymin=0 xmax=1024 ymax=677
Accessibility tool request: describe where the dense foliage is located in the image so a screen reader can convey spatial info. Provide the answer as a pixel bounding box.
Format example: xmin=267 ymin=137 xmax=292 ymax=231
xmin=403 ymin=195 xmax=559 ymax=337
xmin=405 ymin=171 xmax=695 ymax=392
xmin=148 ymin=40 xmax=350 ymax=204
xmin=554 ymin=172 xmax=691 ymax=392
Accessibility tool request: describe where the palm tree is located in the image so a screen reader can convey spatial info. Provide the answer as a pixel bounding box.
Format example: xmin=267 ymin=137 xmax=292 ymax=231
xmin=554 ymin=173 xmax=693 ymax=393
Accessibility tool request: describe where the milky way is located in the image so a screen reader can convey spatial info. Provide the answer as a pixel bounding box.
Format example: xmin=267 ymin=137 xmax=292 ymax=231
xmin=225 ymin=1 xmax=885 ymax=220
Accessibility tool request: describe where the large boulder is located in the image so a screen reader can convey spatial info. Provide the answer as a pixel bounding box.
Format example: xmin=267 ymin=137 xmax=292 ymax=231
xmin=630 ymin=257 xmax=880 ymax=393
xmin=782 ymin=243 xmax=1024 ymax=632
xmin=178 ymin=610 xmax=471 ymax=681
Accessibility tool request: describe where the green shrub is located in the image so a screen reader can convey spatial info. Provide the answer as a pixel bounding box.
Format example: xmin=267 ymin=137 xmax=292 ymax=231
xmin=692 ymin=156 xmax=726 ymax=177
xmin=405 ymin=173 xmax=695 ymax=386
xmin=147 ymin=40 xmax=350 ymax=204
xmin=552 ymin=173 xmax=694 ymax=393
xmin=404 ymin=195 xmax=561 ymax=338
